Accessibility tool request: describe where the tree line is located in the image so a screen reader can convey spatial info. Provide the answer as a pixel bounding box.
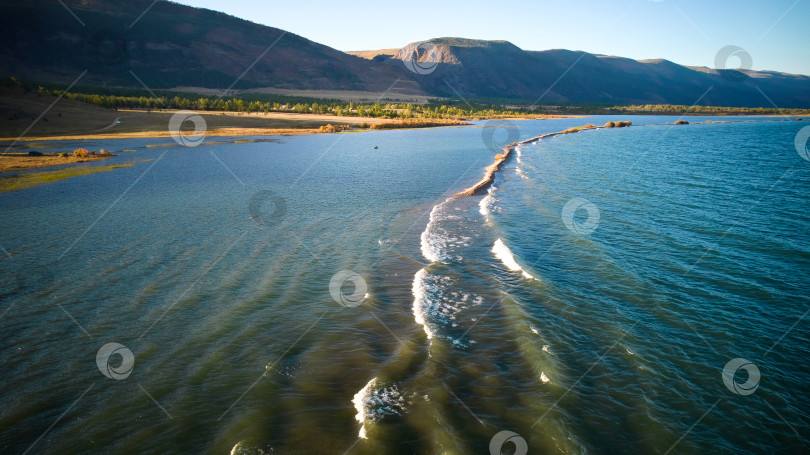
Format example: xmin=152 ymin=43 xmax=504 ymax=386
xmin=49 ymin=91 xmax=810 ymax=118
xmin=7 ymin=76 xmax=806 ymax=118
xmin=54 ymin=91 xmax=530 ymax=120
xmin=611 ymin=103 xmax=809 ymax=115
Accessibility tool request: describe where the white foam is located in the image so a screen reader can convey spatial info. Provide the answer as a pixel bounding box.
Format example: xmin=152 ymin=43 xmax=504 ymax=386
xmin=420 ymin=205 xmax=443 ymax=263
xmin=420 ymin=199 xmax=464 ymax=263
xmin=530 ymin=325 xmax=540 ymax=335
xmin=516 ymin=167 xmax=530 ymax=180
xmin=412 ymin=268 xmax=435 ymax=341
xmin=353 ymin=377 xmax=377 ymax=439
xmin=352 ymin=377 xmax=406 ymax=440
xmin=479 ymin=186 xmax=499 ymax=219
xmin=411 ymin=268 xmax=482 ymax=347
xmin=542 ymin=345 xmax=551 ymax=353
xmin=230 ymin=442 xmax=246 ymax=455
xmin=478 ymin=195 xmax=491 ymax=218
xmin=229 ymin=442 xmax=262 ymax=455
xmin=492 ymin=238 xmax=538 ymax=280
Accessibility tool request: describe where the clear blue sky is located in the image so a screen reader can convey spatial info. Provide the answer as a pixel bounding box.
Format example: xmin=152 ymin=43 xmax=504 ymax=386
xmin=175 ymin=0 xmax=810 ymax=75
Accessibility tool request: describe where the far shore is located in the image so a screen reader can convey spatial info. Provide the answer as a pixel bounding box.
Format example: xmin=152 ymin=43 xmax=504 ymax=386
xmin=2 ymin=116 xmax=802 ymax=192
xmin=1 ymin=127 xmax=332 ymax=142
xmin=0 ymin=108 xmax=566 ymax=143
xmin=0 ymin=121 xmax=475 ymax=143
xmin=4 ymin=110 xmax=792 ymax=145
xmin=0 ymin=114 xmax=474 ymax=173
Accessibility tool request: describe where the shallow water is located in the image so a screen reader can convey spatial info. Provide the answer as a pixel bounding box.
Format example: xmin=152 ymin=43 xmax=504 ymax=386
xmin=1 ymin=116 xmax=808 ymax=454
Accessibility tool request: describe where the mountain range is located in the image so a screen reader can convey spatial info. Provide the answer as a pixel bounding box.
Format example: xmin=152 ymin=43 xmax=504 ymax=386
xmin=2 ymin=0 xmax=809 ymax=107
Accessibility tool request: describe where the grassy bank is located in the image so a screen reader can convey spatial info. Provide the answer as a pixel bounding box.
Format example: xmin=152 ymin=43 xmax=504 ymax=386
xmin=0 ymin=161 xmax=142 ymax=193
xmin=0 ymin=152 xmax=115 ymax=173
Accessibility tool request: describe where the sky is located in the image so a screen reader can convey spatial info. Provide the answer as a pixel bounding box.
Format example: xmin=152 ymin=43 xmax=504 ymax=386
xmin=174 ymin=0 xmax=810 ymax=76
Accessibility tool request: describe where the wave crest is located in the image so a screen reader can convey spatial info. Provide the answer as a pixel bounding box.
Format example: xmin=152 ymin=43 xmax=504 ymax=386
xmin=492 ymin=238 xmax=538 ymax=280
xmin=352 ymin=378 xmax=406 ymax=439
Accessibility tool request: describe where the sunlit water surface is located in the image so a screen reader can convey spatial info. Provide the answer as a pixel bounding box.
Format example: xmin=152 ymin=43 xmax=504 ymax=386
xmin=1 ymin=116 xmax=808 ymax=454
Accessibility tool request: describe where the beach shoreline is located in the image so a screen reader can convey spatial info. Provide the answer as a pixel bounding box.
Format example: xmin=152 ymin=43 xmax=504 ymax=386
xmin=0 ymin=103 xmax=569 ymax=143
xmin=0 ymin=113 xmax=567 ymax=174
xmin=0 ymin=116 xmax=565 ymax=143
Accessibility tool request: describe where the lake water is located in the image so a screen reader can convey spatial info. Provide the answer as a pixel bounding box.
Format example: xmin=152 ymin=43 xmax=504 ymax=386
xmin=1 ymin=116 xmax=808 ymax=454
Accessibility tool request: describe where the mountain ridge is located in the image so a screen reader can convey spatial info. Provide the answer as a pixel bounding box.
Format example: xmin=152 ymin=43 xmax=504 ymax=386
xmin=1 ymin=0 xmax=808 ymax=107
xmin=0 ymin=0 xmax=424 ymax=95
xmin=372 ymin=37 xmax=810 ymax=107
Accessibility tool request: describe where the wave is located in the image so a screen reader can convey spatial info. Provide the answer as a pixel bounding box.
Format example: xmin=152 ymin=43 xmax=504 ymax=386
xmin=412 ymin=268 xmax=483 ymax=347
xmin=412 ymin=268 xmax=436 ymax=341
xmin=415 ymin=196 xmax=482 ymax=346
xmin=352 ymin=377 xmax=406 ymax=439
xmin=515 ymin=167 xmax=531 ymax=180
xmin=492 ymin=238 xmax=538 ymax=280
xmin=478 ymin=186 xmax=499 ymax=219
xmin=529 ymin=325 xmax=552 ymax=353
xmin=420 ymin=202 xmax=445 ymax=262
xmin=229 ymin=441 xmax=265 ymax=455
xmin=420 ymin=199 xmax=468 ymax=263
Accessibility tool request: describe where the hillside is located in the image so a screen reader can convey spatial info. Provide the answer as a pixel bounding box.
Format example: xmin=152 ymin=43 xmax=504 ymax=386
xmin=1 ymin=0 xmax=808 ymax=107
xmin=382 ymin=38 xmax=810 ymax=108
xmin=0 ymin=84 xmax=385 ymax=140
xmin=0 ymin=0 xmax=423 ymax=95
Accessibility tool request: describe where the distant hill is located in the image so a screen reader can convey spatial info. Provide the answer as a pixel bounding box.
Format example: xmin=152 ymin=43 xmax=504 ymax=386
xmin=381 ymin=38 xmax=810 ymax=108
xmin=0 ymin=0 xmax=423 ymax=95
xmin=1 ymin=0 xmax=808 ymax=107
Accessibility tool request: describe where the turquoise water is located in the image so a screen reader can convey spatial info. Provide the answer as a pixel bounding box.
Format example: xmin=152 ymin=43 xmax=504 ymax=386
xmin=1 ymin=117 xmax=808 ymax=453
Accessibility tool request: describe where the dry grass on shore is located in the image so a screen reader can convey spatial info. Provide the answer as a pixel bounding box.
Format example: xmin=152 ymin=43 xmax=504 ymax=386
xmin=0 ymin=153 xmax=115 ymax=173
xmin=0 ymin=161 xmax=139 ymax=193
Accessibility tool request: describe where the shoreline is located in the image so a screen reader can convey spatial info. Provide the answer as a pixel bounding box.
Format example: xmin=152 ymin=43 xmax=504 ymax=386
xmin=0 ymin=153 xmax=117 ymax=173
xmin=0 ymin=122 xmax=475 ymax=143
xmin=0 ymin=160 xmax=146 ymax=193
xmin=453 ymin=124 xmax=611 ymax=196
xmin=0 ymin=127 xmax=327 ymax=143
xmin=0 ymin=112 xmax=566 ymax=143
xmin=3 ymin=116 xmax=801 ymax=176
xmin=0 ymin=116 xmax=556 ymax=173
